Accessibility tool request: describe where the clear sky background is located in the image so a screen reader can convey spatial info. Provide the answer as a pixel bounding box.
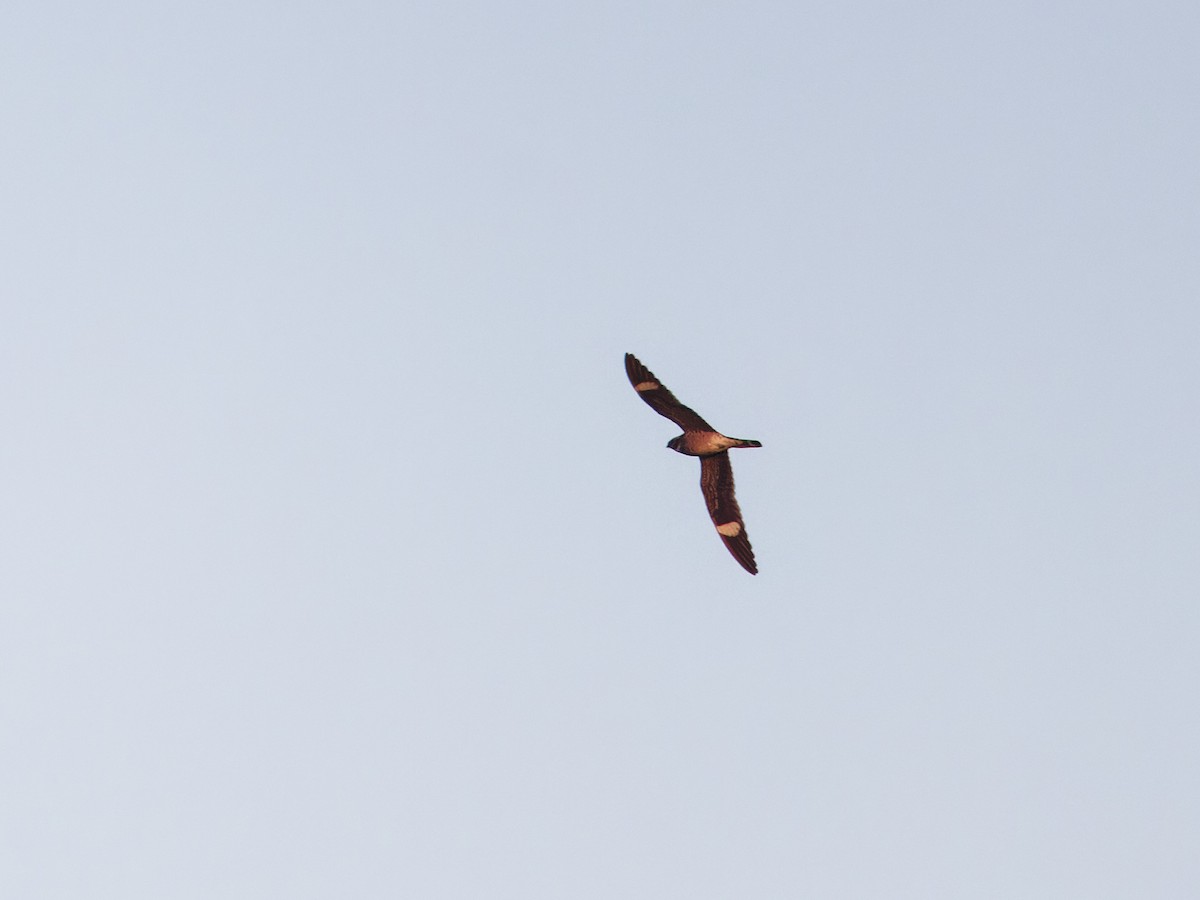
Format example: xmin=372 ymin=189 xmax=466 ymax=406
xmin=3 ymin=2 xmax=1198 ymax=897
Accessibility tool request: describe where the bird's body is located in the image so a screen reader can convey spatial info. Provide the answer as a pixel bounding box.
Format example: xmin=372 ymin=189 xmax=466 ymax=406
xmin=624 ymin=353 xmax=761 ymax=575
xmin=667 ymin=432 xmax=761 ymax=457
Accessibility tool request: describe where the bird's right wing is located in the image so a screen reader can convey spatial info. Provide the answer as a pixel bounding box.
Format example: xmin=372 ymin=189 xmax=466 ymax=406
xmin=624 ymin=353 xmax=714 ymax=433
xmin=700 ymin=451 xmax=757 ymax=574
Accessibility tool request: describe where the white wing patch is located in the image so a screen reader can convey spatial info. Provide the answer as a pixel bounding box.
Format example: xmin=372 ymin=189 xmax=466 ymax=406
xmin=634 ymin=380 xmax=659 ymax=392
xmin=715 ymin=521 xmax=742 ymax=537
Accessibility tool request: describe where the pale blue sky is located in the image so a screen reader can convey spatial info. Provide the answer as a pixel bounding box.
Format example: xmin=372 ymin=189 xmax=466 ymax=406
xmin=3 ymin=2 xmax=1198 ymax=897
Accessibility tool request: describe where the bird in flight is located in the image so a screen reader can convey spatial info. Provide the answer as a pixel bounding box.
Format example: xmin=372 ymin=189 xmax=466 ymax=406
xmin=624 ymin=352 xmax=761 ymax=575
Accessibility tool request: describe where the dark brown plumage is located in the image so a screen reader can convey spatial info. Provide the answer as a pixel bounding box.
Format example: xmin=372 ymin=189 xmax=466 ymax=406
xmin=624 ymin=353 xmax=715 ymax=434
xmin=624 ymin=353 xmax=761 ymax=575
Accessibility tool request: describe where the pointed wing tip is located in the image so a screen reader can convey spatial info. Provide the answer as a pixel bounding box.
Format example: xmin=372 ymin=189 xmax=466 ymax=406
xmin=729 ymin=547 xmax=758 ymax=573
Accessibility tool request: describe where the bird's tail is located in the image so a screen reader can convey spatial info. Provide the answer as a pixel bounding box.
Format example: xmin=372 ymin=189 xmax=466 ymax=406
xmin=731 ymin=439 xmax=762 ymax=448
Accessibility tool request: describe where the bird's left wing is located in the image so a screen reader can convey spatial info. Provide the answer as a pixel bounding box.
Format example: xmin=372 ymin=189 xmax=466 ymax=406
xmin=625 ymin=353 xmax=714 ymax=432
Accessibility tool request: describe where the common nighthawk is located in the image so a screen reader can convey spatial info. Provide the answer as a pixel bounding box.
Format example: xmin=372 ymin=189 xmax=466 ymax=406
xmin=624 ymin=352 xmax=761 ymax=575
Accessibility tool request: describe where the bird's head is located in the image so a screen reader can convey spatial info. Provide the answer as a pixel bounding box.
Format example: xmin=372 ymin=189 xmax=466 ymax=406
xmin=666 ymin=435 xmax=685 ymax=453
